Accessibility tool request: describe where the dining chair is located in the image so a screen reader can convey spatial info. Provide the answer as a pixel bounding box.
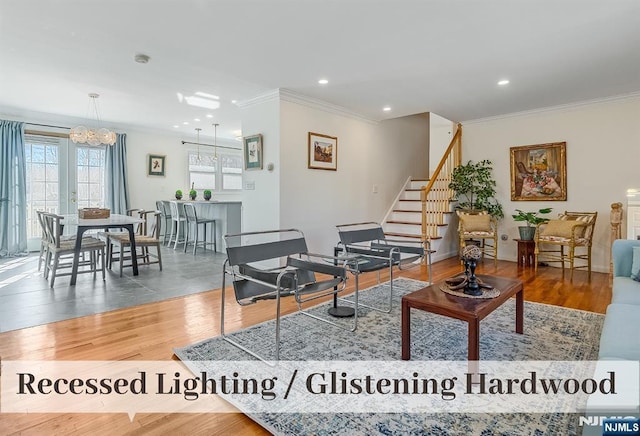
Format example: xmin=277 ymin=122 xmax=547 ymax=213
xmin=109 ymin=211 xmax=163 ymax=277
xmin=167 ymin=201 xmax=187 ymax=249
xmin=42 ymin=213 xmax=106 ymax=287
xmin=98 ymin=208 xmax=143 ymax=268
xmin=183 ymin=203 xmax=217 ymax=255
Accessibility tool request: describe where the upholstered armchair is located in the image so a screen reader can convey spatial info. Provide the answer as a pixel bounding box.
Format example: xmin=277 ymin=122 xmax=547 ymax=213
xmin=534 ymin=211 xmax=597 ymax=280
xmin=457 ymin=210 xmax=498 ymax=266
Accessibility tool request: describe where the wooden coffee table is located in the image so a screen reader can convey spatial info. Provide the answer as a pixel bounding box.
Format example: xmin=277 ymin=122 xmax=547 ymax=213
xmin=401 ymin=275 xmax=524 ymax=361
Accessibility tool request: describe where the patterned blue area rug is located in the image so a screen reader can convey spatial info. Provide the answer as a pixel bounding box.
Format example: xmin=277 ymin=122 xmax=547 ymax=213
xmin=174 ymin=278 xmax=604 ymax=435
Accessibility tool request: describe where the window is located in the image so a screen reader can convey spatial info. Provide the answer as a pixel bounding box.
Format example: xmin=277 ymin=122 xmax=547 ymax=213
xmin=24 ymin=133 xmax=107 ymax=249
xmin=188 ymin=151 xmax=217 ymax=190
xmin=24 ymin=135 xmax=60 ymax=239
xmin=188 ymin=148 xmax=242 ymax=192
xmin=220 ymin=152 xmax=243 ymax=190
xmin=76 ymin=145 xmax=106 ymax=209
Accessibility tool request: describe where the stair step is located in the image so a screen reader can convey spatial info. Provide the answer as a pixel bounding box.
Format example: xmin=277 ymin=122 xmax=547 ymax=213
xmin=387 ymin=220 xmax=448 ymax=226
xmin=385 ymin=232 xmax=442 ymax=240
xmin=387 ymin=220 xmax=421 ymax=226
xmin=393 ymin=209 xmax=453 ymax=214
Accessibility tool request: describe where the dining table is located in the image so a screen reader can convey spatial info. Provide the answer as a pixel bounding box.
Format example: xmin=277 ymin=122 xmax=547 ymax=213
xmin=62 ymin=214 xmax=144 ymax=285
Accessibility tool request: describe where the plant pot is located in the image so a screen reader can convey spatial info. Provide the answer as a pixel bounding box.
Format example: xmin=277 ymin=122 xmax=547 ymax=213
xmin=518 ymin=226 xmax=536 ymax=241
xmin=175 ymin=194 xmax=182 ymax=200
xmin=204 ymin=194 xmax=211 ymax=201
xmin=190 ymin=195 xmax=196 ymax=201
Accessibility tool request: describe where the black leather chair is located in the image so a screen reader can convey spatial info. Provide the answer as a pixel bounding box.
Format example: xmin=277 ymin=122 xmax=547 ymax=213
xmin=221 ymin=228 xmax=352 ymax=362
xmin=336 ymin=222 xmax=432 ymax=313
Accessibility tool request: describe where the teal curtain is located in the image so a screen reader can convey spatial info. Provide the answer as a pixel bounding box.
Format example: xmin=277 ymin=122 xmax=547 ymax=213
xmin=105 ymin=133 xmax=130 ymax=214
xmin=0 ymin=120 xmax=27 ymax=257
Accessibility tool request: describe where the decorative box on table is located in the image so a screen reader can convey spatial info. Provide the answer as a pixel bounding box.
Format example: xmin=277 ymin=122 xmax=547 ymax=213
xmin=78 ymin=208 xmax=111 ymax=219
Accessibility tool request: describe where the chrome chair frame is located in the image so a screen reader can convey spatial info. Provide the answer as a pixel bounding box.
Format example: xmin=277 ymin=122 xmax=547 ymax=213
xmin=221 ymin=228 xmax=352 ymax=362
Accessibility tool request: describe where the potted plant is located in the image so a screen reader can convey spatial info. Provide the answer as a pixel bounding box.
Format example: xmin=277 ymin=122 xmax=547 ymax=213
xmin=512 ymin=207 xmax=552 ymax=240
xmin=189 ymin=189 xmax=197 ymax=200
xmin=203 ymin=189 xmax=212 ymax=201
xmin=449 ymin=159 xmax=504 ymax=219
xmin=175 ymin=189 xmax=183 ymax=200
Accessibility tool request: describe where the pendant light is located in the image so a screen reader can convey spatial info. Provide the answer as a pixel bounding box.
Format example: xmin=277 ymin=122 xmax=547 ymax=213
xmin=69 ymin=93 xmax=116 ymax=146
xmin=212 ymin=123 xmax=219 ymax=158
xmin=195 ymin=127 xmax=202 ymax=162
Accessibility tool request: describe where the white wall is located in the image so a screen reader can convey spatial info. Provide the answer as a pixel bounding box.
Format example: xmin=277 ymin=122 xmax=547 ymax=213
xmin=279 ymin=101 xmax=429 ymax=255
xmin=429 ymin=112 xmax=455 ymax=176
xmin=239 ymin=97 xmax=281 ymax=234
xmin=462 ymin=96 xmax=640 ymax=272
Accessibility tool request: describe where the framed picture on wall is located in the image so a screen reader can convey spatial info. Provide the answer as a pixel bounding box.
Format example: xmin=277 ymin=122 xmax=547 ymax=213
xmin=510 ymin=142 xmax=567 ymax=201
xmin=308 ymin=132 xmax=337 ymax=171
xmin=243 ymin=134 xmax=263 ymax=170
xmin=147 ymin=154 xmax=166 ymax=176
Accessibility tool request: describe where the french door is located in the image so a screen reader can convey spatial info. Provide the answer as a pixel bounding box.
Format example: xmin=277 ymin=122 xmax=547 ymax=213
xmin=24 ymin=133 xmax=106 ymax=251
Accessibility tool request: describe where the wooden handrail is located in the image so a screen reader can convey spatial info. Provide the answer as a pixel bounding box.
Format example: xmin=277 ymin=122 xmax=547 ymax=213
xmin=420 ymin=123 xmax=462 ymax=240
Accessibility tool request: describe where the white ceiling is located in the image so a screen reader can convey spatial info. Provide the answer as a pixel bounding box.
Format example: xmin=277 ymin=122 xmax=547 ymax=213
xmin=1 ymin=0 xmax=639 ymax=141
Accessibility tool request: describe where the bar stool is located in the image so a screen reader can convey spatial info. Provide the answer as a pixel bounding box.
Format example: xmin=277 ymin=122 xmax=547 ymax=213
xmin=167 ymin=201 xmax=187 ymax=249
xmin=156 ymin=200 xmax=172 ymax=244
xmin=183 ymin=203 xmax=217 ymax=255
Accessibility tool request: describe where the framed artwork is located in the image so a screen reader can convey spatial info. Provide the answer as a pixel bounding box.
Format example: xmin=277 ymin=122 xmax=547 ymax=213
xmin=510 ymin=142 xmax=567 ymax=201
xmin=308 ymin=132 xmax=337 ymax=171
xmin=243 ymin=134 xmax=263 ymax=170
xmin=147 ymin=154 xmax=166 ymax=176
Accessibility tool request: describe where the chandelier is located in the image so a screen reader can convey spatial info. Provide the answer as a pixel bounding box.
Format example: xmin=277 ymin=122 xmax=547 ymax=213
xmin=69 ymin=93 xmax=117 ymax=146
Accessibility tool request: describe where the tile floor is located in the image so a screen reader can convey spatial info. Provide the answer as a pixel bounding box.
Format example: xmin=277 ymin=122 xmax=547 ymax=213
xmin=0 ymin=245 xmax=227 ymax=332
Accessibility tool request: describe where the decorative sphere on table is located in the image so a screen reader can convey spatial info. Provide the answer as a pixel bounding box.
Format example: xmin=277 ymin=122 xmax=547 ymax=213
xmin=461 ymin=245 xmax=482 ymax=261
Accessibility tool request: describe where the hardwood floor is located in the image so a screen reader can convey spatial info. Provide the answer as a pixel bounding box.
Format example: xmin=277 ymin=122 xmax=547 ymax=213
xmin=0 ymin=258 xmax=612 ymax=435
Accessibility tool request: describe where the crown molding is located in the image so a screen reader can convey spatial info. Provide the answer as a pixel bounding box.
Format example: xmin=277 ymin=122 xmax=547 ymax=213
xmin=278 ymin=89 xmax=379 ymax=124
xmin=237 ymin=88 xmax=379 ymax=125
xmin=234 ymin=89 xmax=281 ymax=108
xmin=462 ymin=91 xmax=640 ymax=125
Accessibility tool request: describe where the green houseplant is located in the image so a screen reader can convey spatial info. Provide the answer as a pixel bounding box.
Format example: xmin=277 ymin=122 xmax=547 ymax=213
xmin=175 ymin=189 xmax=183 ymax=200
xmin=203 ymin=189 xmax=212 ymax=201
xmin=448 ymin=159 xmax=504 ymax=219
xmin=512 ymin=208 xmax=552 ymax=240
xmin=189 ymin=189 xmax=197 ymax=200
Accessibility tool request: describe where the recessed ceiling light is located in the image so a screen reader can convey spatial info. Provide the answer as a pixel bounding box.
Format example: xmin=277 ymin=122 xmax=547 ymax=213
xmin=206 ymin=114 xmax=213 ymax=118
xmin=383 ymin=106 xmax=391 ymax=112
xmin=231 ymin=100 xmax=237 ymax=104
xmin=183 ymin=121 xmax=189 ymax=125
xmin=318 ymin=79 xmax=329 ymax=85
xmin=173 ymin=125 xmax=179 ymax=128
xmin=194 ymin=118 xmax=200 ymax=122
xmin=498 ymin=79 xmax=510 ymax=86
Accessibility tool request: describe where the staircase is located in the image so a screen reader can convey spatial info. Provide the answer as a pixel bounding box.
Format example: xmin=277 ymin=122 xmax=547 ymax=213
xmin=382 ymin=124 xmax=462 ymax=258
xmin=383 ymin=178 xmax=453 ymax=254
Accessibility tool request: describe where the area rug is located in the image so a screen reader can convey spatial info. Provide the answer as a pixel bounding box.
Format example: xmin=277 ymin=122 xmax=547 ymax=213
xmin=174 ymin=278 xmax=604 ymax=435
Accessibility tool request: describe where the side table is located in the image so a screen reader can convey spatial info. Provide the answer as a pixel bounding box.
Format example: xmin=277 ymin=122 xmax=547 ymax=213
xmin=514 ymin=238 xmax=535 ymax=267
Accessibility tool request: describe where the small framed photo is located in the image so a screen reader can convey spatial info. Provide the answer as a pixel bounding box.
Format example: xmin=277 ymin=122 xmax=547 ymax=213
xmin=243 ymin=134 xmax=263 ymax=170
xmin=308 ymin=132 xmax=337 ymax=171
xmin=147 ymin=154 xmax=166 ymax=176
